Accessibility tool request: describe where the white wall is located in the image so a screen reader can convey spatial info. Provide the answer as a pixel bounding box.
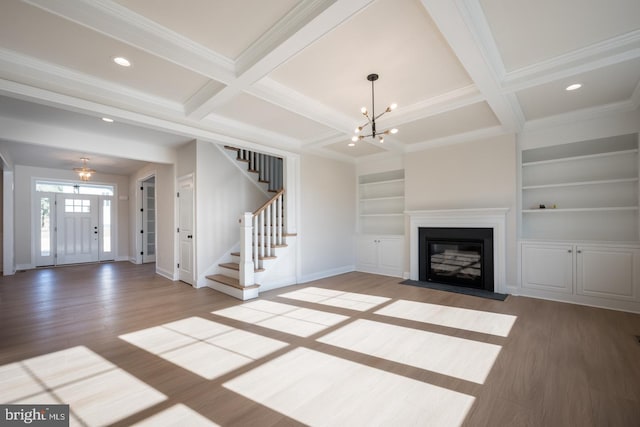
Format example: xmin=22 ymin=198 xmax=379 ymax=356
xmin=299 ymin=153 xmax=356 ymax=281
xmin=404 ymin=134 xmax=518 ymax=285
xmin=129 ymin=163 xmax=175 ymax=279
xmin=194 ymin=141 xmax=267 ymax=285
xmin=13 ymin=164 xmax=130 ymax=268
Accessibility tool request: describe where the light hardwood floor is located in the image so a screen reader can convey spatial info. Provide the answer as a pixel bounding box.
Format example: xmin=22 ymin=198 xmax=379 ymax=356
xmin=1 ymin=262 xmax=639 ymax=426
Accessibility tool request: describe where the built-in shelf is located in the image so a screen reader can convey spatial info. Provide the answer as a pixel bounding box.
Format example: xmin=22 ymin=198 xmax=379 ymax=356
xmin=522 ymin=148 xmax=638 ymax=167
xmin=359 ymin=178 xmax=405 ymax=186
xmin=359 ymin=169 xmax=405 ymax=235
xmin=522 ymin=206 xmax=638 ymax=213
xmin=360 ymin=196 xmax=405 ymax=201
xmin=520 ymin=134 xmax=639 ymax=242
xmin=522 ymin=177 xmax=638 ymax=190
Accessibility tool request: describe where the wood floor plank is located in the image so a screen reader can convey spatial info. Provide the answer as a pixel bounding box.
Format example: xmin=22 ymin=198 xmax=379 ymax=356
xmin=1 ymin=263 xmax=640 ymax=426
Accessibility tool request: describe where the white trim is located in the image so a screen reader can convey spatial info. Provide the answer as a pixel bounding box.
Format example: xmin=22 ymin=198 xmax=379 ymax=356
xmin=298 ymin=264 xmax=355 ymax=284
xmin=407 ymin=208 xmax=509 ymax=294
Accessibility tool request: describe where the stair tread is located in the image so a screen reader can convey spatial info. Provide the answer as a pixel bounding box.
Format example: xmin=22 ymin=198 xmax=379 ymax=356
xmin=219 ymin=262 xmax=239 ymax=270
xmin=206 ymin=274 xmax=259 ymax=290
xmin=224 ymin=145 xmax=240 ymax=151
xmin=219 ymin=262 xmax=265 ymax=273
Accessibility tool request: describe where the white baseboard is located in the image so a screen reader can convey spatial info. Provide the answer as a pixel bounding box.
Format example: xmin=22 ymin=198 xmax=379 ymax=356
xmin=115 ymin=255 xmax=129 ymax=262
xmin=298 ymin=265 xmax=355 ymax=284
xmin=16 ymin=264 xmax=33 ymax=271
xmin=156 ymin=267 xmax=175 ymax=281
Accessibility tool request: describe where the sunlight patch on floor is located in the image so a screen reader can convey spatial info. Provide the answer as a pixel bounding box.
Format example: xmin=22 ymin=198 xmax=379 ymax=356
xmin=212 ymin=300 xmax=349 ymax=337
xmin=119 ymin=316 xmax=288 ymax=380
xmin=132 ymin=404 xmax=220 ymax=426
xmin=0 ymin=346 xmax=166 ymax=426
xmin=318 ymin=319 xmax=501 ymax=384
xmin=279 ymin=287 xmax=391 ymax=311
xmin=224 ymin=347 xmax=474 ymax=427
xmin=375 ymin=300 xmax=517 ymax=337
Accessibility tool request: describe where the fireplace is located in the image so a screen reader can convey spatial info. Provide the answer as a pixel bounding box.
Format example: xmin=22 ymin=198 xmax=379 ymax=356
xmin=419 ymin=227 xmax=494 ymax=291
xmin=408 ymin=209 xmax=508 ymax=294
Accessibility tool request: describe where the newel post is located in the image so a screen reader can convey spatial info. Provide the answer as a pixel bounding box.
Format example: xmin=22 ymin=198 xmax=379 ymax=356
xmin=239 ymin=212 xmax=255 ymax=286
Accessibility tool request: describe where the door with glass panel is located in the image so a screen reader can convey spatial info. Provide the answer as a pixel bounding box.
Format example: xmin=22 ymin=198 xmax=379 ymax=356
xmin=35 ymin=183 xmax=116 ymax=267
xmin=56 ymin=194 xmax=99 ymax=264
xmin=141 ymin=178 xmax=156 ymax=263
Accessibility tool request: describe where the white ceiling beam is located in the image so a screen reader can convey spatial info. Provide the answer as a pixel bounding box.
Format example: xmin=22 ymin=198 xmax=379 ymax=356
xmin=0 ymin=116 xmax=176 ymax=164
xmin=23 ymin=0 xmax=236 ymax=83
xmin=502 ymin=30 xmax=640 ymax=91
xmin=185 ymin=0 xmax=375 ymax=120
xmin=420 ymin=0 xmax=523 ymax=132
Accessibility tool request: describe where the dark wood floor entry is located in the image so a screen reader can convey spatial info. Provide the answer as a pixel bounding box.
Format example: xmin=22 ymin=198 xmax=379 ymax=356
xmin=1 ymin=262 xmax=639 ymax=426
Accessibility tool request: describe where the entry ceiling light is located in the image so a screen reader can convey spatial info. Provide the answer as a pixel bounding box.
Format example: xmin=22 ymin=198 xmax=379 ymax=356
xmin=350 ymin=73 xmax=398 ymax=146
xmin=74 ymin=157 xmax=96 ymax=181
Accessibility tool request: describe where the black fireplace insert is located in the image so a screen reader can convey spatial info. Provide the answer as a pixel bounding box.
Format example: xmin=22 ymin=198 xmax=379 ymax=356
xmin=419 ymin=227 xmax=494 ymax=291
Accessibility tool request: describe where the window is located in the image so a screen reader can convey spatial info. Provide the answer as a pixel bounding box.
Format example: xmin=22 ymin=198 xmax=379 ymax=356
xmin=36 ymin=181 xmax=114 ymax=196
xmin=65 ymin=199 xmax=91 ymax=213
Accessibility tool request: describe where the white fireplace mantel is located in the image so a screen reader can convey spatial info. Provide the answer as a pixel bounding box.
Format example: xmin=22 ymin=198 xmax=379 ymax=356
xmin=406 ymin=208 xmax=509 ymax=294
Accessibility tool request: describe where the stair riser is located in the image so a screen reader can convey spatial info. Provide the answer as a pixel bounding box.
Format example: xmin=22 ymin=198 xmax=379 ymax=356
xmin=208 ymin=281 xmax=259 ymax=301
xmin=218 ymin=267 xmax=239 ymax=279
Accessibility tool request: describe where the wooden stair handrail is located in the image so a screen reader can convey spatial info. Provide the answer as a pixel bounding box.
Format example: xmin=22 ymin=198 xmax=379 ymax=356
xmin=253 ymin=188 xmax=285 ymax=217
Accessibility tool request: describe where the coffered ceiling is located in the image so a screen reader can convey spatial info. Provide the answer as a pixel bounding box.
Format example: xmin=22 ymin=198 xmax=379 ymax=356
xmin=0 ymin=0 xmax=638 ymax=172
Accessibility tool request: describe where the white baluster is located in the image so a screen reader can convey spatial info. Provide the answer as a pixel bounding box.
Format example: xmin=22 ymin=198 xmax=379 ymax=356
xmin=253 ymin=215 xmax=259 ymax=268
xmin=266 ymin=204 xmax=272 ymax=257
xmin=277 ymin=194 xmax=283 ymax=245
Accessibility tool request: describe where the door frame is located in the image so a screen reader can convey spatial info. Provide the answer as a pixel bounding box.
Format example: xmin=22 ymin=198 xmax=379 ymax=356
xmin=31 ymin=178 xmax=118 ymax=268
xmin=134 ymin=172 xmax=156 ymax=265
xmin=139 ymin=174 xmax=156 ymax=264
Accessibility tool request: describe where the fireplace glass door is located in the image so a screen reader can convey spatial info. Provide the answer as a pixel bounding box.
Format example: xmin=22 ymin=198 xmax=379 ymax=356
xmin=427 ymin=240 xmax=483 ymax=288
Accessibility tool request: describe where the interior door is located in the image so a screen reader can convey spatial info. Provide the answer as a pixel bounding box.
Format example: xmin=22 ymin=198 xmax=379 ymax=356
xmin=56 ymin=194 xmax=99 ymax=264
xmin=178 ymin=176 xmax=194 ymax=285
xmin=141 ymin=178 xmax=156 ymax=263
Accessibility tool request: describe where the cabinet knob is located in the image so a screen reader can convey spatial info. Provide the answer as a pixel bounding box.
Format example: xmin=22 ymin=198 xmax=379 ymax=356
xmin=567 ymin=249 xmax=572 ymax=253
xmin=577 ymin=250 xmax=582 ymax=254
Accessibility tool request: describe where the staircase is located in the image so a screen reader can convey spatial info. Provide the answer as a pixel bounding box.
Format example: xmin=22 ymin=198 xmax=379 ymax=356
xmin=206 ymin=147 xmax=291 ymax=300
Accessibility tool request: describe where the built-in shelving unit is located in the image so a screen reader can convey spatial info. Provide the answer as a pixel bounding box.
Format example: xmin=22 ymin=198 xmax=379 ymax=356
xmin=521 ymin=134 xmax=639 ymax=242
xmin=358 ymin=170 xmax=405 ymax=235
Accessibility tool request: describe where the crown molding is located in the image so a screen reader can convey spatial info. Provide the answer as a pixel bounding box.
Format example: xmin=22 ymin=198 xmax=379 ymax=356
xmin=0 ymin=48 xmax=183 ymax=115
xmin=23 ymin=0 xmax=235 ymax=83
xmin=523 ymin=99 xmax=638 ymax=132
xmin=251 ymin=77 xmax=354 ymax=132
xmin=503 ymin=30 xmax=640 ymax=90
xmin=404 ymin=125 xmax=506 ymax=152
xmin=201 ymin=114 xmax=302 ymax=153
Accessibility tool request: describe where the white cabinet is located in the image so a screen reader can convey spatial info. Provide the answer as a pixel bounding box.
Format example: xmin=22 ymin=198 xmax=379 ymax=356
xmin=576 ymin=246 xmax=639 ymax=301
xmin=521 ymin=242 xmax=640 ymax=304
xmin=357 ymin=236 xmax=404 ymax=277
xmin=522 ymin=243 xmax=574 ymax=294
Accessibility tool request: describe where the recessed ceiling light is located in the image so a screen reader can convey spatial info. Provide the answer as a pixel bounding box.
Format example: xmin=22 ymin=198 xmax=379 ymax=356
xmin=565 ymin=83 xmax=582 ymax=91
xmin=113 ymin=56 xmax=131 ymax=67
xmin=348 ymin=142 xmax=355 ymax=147
xmin=101 ymin=117 xmax=114 ymax=123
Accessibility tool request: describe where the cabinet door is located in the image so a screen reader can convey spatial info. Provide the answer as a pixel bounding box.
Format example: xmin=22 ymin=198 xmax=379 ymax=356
xmin=522 ymin=244 xmax=574 ymax=294
xmin=577 ymin=247 xmax=638 ymax=301
xmin=356 ymin=238 xmax=378 ymax=271
xmin=377 ymin=238 xmax=404 ymax=277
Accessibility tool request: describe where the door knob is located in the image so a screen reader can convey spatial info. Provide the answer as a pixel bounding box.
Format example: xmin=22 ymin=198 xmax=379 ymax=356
xmin=187 ymin=235 xmax=193 ymax=239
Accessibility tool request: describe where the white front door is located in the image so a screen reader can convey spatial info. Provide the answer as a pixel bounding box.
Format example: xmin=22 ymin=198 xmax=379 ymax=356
xmin=178 ymin=176 xmax=194 ymax=285
xmin=56 ymin=194 xmax=99 ymax=265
